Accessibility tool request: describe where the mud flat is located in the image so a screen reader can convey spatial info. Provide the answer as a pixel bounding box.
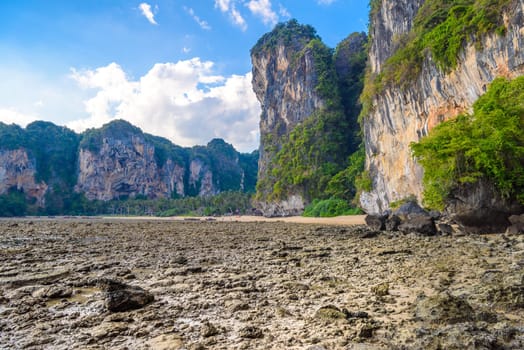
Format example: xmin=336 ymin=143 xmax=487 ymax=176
xmin=0 ymin=219 xmax=523 ymax=349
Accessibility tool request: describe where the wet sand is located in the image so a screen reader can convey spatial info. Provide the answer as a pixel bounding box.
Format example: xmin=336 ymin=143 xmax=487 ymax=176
xmin=103 ymin=215 xmax=367 ymax=226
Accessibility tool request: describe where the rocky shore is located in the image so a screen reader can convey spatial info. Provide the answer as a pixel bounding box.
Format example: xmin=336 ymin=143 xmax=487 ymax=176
xmin=1 ymin=219 xmax=523 ymax=349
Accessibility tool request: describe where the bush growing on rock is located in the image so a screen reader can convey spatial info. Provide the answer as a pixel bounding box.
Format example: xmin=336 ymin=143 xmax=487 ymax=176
xmin=411 ymin=77 xmax=524 ymax=210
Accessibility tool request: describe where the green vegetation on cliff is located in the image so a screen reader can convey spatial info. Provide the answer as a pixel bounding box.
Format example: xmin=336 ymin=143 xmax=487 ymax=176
xmin=251 ymin=19 xmax=319 ymax=56
xmin=254 ymin=22 xmax=367 ymax=208
xmin=386 ymin=0 xmax=509 ymax=86
xmin=411 ymin=76 xmax=524 ymax=209
xmin=0 ymin=120 xmax=258 ymax=216
xmin=361 ymin=0 xmax=512 ymax=120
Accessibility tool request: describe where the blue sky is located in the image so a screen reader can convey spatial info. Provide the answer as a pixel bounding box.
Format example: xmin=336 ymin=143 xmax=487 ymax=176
xmin=0 ymin=0 xmax=369 ymax=152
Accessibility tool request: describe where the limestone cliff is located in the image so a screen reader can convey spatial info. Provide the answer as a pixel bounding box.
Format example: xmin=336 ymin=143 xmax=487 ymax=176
xmin=77 ymin=120 xmax=255 ymax=201
xmin=0 ymin=120 xmax=257 ymax=213
xmin=251 ymin=20 xmax=324 ymax=215
xmin=360 ymin=0 xmax=524 ymax=215
xmin=251 ymin=20 xmax=366 ymax=216
xmin=0 ymin=149 xmax=47 ymax=206
xmin=76 ymin=134 xmax=186 ymax=201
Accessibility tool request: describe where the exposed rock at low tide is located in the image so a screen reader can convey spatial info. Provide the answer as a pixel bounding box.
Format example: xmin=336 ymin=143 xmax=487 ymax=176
xmin=0 ymin=219 xmax=523 ymax=349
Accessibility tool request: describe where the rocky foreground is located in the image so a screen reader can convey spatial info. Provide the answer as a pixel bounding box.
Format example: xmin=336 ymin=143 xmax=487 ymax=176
xmin=0 ymin=219 xmax=523 ymax=349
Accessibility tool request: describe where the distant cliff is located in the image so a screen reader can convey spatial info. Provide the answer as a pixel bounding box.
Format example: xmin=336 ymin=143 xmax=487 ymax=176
xmin=251 ymin=20 xmax=366 ymax=216
xmin=0 ymin=120 xmax=258 ymax=213
xmin=360 ymin=0 xmax=524 ymax=221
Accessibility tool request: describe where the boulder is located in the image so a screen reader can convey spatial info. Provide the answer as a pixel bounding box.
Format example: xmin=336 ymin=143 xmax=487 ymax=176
xmin=393 ymin=201 xmax=429 ymax=220
xmin=385 ymin=215 xmax=401 ymax=231
xmin=98 ymin=279 xmax=154 ymax=312
xmin=398 ymin=216 xmax=437 ymax=236
xmin=446 ymin=180 xmax=523 ymax=233
xmin=365 ymin=214 xmax=387 ymax=231
xmin=506 ymin=214 xmax=524 ymax=234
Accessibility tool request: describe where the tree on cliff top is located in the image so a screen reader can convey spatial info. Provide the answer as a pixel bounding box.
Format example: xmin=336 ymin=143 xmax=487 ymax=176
xmin=251 ymin=19 xmax=319 ymax=55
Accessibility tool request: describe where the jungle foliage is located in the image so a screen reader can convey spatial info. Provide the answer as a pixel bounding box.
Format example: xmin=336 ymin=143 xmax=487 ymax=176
xmin=254 ymin=22 xmax=367 ymax=209
xmin=303 ymin=198 xmax=363 ymax=217
xmin=411 ymin=77 xmax=524 ymax=209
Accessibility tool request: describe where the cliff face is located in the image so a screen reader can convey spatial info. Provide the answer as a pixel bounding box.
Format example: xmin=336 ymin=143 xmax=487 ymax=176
xmin=76 ymin=135 xmax=186 ymax=201
xmin=0 ymin=120 xmax=257 ymax=211
xmin=251 ymin=20 xmax=366 ymax=216
xmin=361 ymin=0 xmax=524 ymax=214
xmin=251 ymin=22 xmax=324 ymax=215
xmin=0 ymin=149 xmax=48 ymax=205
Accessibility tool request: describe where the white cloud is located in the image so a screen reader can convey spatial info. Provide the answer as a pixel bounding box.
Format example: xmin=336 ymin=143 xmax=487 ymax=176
xmin=317 ymin=0 xmax=337 ymax=4
xmin=0 ymin=108 xmax=39 ymax=127
xmin=214 ymin=0 xmax=231 ymax=12
xmin=215 ymin=0 xmax=247 ymax=31
xmin=184 ymin=7 xmax=211 ymax=30
xmin=68 ymin=59 xmax=261 ymax=152
xmin=139 ymin=2 xmax=158 ymax=25
xmin=230 ymin=6 xmax=248 ymax=31
xmin=247 ymin=0 xmax=278 ymax=26
xmin=279 ymin=4 xmax=291 ymax=18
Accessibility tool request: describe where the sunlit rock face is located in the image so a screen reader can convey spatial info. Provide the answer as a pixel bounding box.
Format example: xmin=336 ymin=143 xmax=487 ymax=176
xmin=76 ymin=135 xmax=187 ymax=201
xmin=251 ymin=24 xmax=325 ymax=216
xmin=361 ymin=0 xmax=524 ymax=214
xmin=0 ymin=149 xmax=48 ymax=206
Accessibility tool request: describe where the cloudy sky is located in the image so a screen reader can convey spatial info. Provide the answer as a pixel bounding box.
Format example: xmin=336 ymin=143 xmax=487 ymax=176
xmin=0 ymin=0 xmax=368 ymax=152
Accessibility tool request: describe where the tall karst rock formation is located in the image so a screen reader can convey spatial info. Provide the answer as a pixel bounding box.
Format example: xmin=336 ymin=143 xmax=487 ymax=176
xmin=251 ymin=20 xmax=366 ymax=216
xmin=360 ymin=0 xmax=524 ymax=215
xmin=0 ymin=120 xmax=258 ymax=213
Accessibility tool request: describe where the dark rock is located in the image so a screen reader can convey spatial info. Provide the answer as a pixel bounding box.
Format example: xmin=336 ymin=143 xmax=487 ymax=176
xmin=438 ymin=223 xmax=454 ymax=236
xmin=365 ymin=215 xmax=387 ymax=231
xmin=508 ymin=214 xmax=524 ymax=225
xmin=357 ymin=324 xmax=375 ymax=338
xmin=239 ymin=325 xmax=263 ymax=339
xmin=398 ymin=216 xmax=437 ymax=236
xmin=428 ymin=210 xmax=442 ymax=220
xmin=446 ymin=180 xmax=523 ymax=233
xmin=506 ymin=223 xmax=524 ymax=235
xmin=173 ymin=256 xmax=188 ymax=265
xmin=359 ymin=230 xmax=379 ymax=239
xmin=385 ymin=215 xmax=401 ymax=231
xmin=415 ymin=293 xmax=475 ymax=324
xmin=486 ymin=284 xmax=524 ymax=310
xmin=98 ymin=279 xmax=154 ymax=312
xmin=393 ymin=201 xmax=429 ymax=220
xmin=506 ymin=214 xmax=524 ymax=234
xmin=343 ymin=309 xmax=369 ymax=319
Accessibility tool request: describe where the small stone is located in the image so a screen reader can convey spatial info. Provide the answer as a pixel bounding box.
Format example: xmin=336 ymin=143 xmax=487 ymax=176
xmin=315 ymin=305 xmax=346 ymax=320
xmin=239 ymin=326 xmax=263 ymax=339
xmin=371 ymin=282 xmax=389 ymax=297
xmin=357 ymin=324 xmax=375 ymax=338
xmin=438 ymin=223 xmax=454 ymax=235
xmin=200 ymin=321 xmax=219 ymax=338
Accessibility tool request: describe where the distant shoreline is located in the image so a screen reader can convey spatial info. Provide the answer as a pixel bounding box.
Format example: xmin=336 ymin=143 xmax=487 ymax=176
xmin=102 ymin=215 xmax=367 ymax=226
xmin=0 ymin=215 xmax=367 ymax=226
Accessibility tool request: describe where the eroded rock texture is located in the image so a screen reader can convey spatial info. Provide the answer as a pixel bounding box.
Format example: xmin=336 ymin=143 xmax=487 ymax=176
xmin=361 ymin=0 xmax=524 ymax=214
